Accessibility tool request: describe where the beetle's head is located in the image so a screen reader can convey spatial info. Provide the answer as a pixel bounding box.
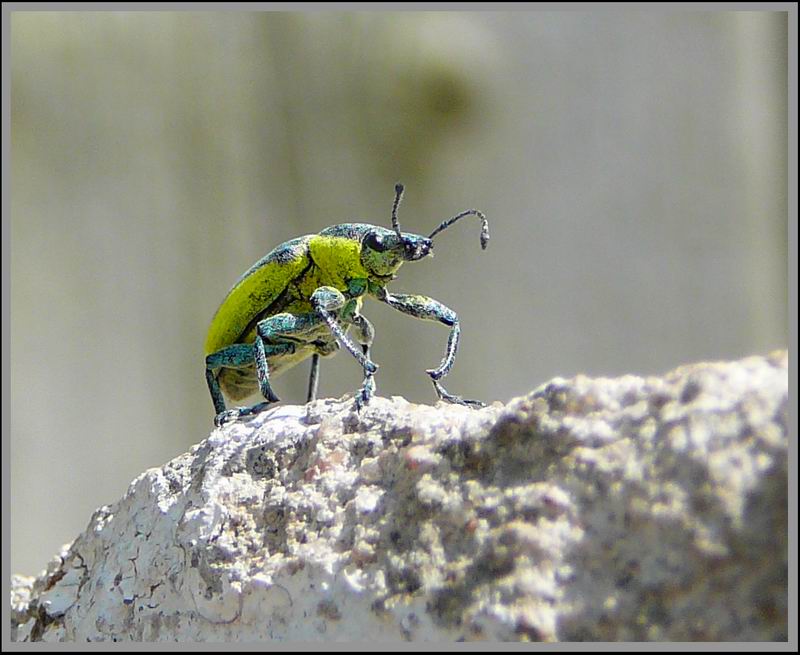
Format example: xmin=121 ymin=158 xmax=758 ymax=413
xmin=361 ymin=183 xmax=489 ymax=282
xmin=360 ymin=228 xmax=432 ymax=280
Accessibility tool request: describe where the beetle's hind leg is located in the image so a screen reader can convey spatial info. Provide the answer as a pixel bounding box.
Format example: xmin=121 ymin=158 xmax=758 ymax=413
xmin=208 ymin=311 xmax=328 ymax=426
xmin=206 ymin=342 xmax=293 ymax=426
xmin=206 ymin=344 xmax=252 ymax=415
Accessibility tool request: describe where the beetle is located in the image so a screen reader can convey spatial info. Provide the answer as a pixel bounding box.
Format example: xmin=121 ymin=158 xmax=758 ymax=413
xmin=205 ymin=183 xmax=489 ymax=426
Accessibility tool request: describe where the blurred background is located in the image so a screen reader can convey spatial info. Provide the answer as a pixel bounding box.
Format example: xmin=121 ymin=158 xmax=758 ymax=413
xmin=10 ymin=11 xmax=788 ymax=576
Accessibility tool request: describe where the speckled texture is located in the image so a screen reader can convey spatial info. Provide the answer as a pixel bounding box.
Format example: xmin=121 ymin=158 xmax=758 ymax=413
xmin=10 ymin=351 xmax=788 ymax=642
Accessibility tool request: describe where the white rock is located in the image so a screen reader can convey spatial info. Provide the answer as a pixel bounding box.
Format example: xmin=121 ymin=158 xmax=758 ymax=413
xmin=10 ymin=352 xmax=788 ymax=642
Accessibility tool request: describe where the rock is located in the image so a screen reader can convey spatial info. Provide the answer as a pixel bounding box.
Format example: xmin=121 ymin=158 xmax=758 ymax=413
xmin=10 ymin=351 xmax=788 ymax=642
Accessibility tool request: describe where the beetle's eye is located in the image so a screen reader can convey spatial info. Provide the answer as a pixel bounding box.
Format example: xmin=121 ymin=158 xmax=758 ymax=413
xmin=364 ymin=231 xmax=387 ymax=252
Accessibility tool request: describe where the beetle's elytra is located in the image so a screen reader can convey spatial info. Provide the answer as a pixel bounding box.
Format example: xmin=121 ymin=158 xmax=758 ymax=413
xmin=205 ymin=184 xmax=489 ymax=426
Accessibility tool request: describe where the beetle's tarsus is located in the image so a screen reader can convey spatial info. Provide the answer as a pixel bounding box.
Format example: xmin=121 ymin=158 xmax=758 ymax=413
xmin=431 ymin=379 xmax=485 ymax=408
xmin=214 ymin=400 xmax=276 ymax=427
xmin=354 ymin=373 xmax=376 ymax=412
xmin=215 ymin=409 xmax=240 ymax=427
xmin=354 ymin=393 xmax=368 ymax=413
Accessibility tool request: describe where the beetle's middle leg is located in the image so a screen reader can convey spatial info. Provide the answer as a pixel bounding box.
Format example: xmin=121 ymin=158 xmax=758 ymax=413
xmin=375 ymin=288 xmax=484 ymax=408
xmin=351 ymin=312 xmax=376 ymax=409
xmin=306 ymin=311 xmax=375 ymax=405
xmin=307 ymin=354 xmax=321 ymax=403
xmin=311 ymin=286 xmax=379 ymax=409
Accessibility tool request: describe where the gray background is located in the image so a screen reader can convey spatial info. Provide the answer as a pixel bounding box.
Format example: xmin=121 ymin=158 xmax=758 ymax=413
xmin=11 ymin=11 xmax=788 ymax=577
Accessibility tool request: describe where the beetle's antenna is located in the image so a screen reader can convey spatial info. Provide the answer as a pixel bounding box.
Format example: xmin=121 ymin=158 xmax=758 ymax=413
xmin=391 ymin=183 xmax=404 ymax=237
xmin=428 ymin=209 xmax=490 ymax=250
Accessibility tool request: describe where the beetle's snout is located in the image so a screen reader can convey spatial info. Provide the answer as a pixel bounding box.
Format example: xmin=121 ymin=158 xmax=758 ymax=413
xmin=403 ymin=237 xmax=433 ymax=261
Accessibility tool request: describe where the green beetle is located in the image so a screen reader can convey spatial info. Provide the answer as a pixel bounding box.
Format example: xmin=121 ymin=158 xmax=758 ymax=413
xmin=205 ymin=183 xmax=489 ymax=426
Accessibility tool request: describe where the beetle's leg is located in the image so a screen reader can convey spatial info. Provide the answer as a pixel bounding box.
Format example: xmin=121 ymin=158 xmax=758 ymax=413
xmin=254 ymin=310 xmax=333 ymax=403
xmin=311 ymin=287 xmax=378 ymax=373
xmin=206 ymin=344 xmax=253 ymax=415
xmin=206 ymin=341 xmax=294 ymax=426
xmin=311 ymin=286 xmax=379 ymax=408
xmin=352 ymin=312 xmax=375 ymax=358
xmin=375 ymin=288 xmax=484 ymax=408
xmin=210 ymin=311 xmax=329 ymax=426
xmin=307 ymin=353 xmax=320 ymax=403
xmin=352 ymin=312 xmax=376 ymax=409
xmin=303 ymin=312 xmax=374 ymax=407
xmin=214 ymin=400 xmax=277 ymax=428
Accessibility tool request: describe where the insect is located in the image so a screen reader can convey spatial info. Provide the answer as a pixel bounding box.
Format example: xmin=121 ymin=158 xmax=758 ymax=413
xmin=205 ymin=183 xmax=490 ymax=426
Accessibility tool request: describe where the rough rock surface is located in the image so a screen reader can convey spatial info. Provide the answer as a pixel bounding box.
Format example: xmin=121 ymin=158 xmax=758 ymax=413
xmin=10 ymin=351 xmax=789 ymax=642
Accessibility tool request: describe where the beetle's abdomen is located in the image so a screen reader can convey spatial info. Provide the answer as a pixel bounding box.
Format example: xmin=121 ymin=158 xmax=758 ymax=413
xmin=218 ymin=366 xmax=259 ymax=402
xmin=205 ymin=237 xmax=311 ymax=355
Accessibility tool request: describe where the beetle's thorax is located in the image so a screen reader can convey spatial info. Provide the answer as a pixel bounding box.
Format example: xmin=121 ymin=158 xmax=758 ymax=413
xmin=307 ymin=232 xmax=371 ymax=290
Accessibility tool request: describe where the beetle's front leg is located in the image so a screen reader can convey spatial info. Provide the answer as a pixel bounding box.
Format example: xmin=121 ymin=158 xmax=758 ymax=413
xmin=311 ymin=286 xmax=379 ymax=409
xmin=375 ymin=288 xmax=484 ymax=408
